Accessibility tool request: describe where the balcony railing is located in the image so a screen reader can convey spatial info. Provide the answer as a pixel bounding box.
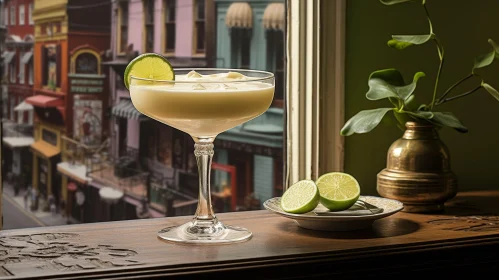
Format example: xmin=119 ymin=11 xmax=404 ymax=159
xmin=86 ymin=153 xmax=149 ymax=200
xmin=61 ymin=135 xmax=104 ymax=172
xmin=2 ymin=120 xmax=33 ymax=137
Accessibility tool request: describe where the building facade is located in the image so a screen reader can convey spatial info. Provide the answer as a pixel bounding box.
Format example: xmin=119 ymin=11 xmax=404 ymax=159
xmin=27 ymin=0 xmax=111 ymax=214
xmin=213 ymin=0 xmax=285 ymax=209
xmin=1 ymin=0 xmax=34 ymax=194
xmin=95 ymin=0 xmax=217 ymax=221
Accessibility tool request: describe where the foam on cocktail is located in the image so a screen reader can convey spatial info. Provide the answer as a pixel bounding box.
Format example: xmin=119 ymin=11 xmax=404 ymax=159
xmin=130 ymin=71 xmax=275 ymax=138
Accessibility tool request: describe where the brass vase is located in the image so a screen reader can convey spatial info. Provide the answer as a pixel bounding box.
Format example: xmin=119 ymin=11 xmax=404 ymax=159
xmin=377 ymin=121 xmax=458 ymax=213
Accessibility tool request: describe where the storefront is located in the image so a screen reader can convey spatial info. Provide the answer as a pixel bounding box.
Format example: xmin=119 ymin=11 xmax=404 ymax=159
xmin=28 ymin=122 xmax=62 ymax=211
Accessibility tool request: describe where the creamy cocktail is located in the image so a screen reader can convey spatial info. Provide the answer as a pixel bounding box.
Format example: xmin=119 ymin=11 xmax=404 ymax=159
xmin=130 ymin=71 xmax=274 ymax=137
xmin=128 ymin=67 xmax=275 ymax=245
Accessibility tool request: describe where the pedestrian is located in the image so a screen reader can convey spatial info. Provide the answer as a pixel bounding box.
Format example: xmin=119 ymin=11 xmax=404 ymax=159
xmin=60 ymin=199 xmax=66 ymax=218
xmin=23 ymin=190 xmax=29 ymax=209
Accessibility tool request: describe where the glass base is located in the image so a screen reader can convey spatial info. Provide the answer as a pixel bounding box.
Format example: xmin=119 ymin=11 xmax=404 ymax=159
xmin=157 ymin=220 xmax=252 ymax=245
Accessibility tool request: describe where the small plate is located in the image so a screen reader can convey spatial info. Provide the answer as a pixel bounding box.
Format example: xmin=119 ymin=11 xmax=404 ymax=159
xmin=263 ymin=196 xmax=404 ymax=231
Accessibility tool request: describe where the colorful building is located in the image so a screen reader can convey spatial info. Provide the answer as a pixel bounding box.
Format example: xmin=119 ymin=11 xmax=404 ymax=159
xmin=98 ymin=0 xmax=217 ymax=220
xmin=213 ymin=0 xmax=285 ymax=208
xmin=1 ymin=0 xmax=34 ymax=193
xmin=26 ymin=0 xmax=111 ymax=213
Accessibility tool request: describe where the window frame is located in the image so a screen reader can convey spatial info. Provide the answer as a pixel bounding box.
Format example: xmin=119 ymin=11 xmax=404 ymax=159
xmin=29 ymin=3 xmax=33 ymax=25
xmin=162 ymin=0 xmax=176 ymax=56
xmin=4 ymin=6 xmax=8 ymax=26
xmin=9 ymin=60 xmax=16 ymax=83
xmin=10 ymin=5 xmax=15 ymax=25
xmin=192 ymin=0 xmax=205 ymax=56
xmin=117 ymin=1 xmax=129 ymax=55
xmin=285 ymin=0 xmax=346 ymax=188
xmin=19 ymin=4 xmax=24 ymax=25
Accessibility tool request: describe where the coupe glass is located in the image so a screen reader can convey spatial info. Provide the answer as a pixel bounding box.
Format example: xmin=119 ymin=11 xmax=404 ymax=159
xmin=129 ymin=68 xmax=275 ymax=244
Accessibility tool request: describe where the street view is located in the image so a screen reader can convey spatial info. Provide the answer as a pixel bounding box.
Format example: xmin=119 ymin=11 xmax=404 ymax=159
xmin=0 ymin=0 xmax=285 ymax=229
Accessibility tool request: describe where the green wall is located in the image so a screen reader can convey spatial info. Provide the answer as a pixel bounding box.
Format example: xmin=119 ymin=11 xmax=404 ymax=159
xmin=344 ymin=0 xmax=499 ymax=195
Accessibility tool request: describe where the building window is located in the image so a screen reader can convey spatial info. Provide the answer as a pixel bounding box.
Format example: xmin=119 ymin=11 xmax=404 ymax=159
xmin=19 ymin=5 xmax=24 ymax=25
xmin=10 ymin=98 xmax=15 ymax=121
xmin=231 ymin=29 xmax=251 ymax=69
xmin=10 ymin=5 xmax=15 ymax=25
xmin=4 ymin=6 xmax=8 ymax=26
xmin=117 ymin=1 xmax=129 ymax=54
xmin=164 ymin=0 xmax=176 ymax=54
xmin=9 ymin=61 xmax=16 ymax=83
xmin=42 ymin=129 xmax=58 ymax=146
xmin=143 ymin=0 xmax=155 ymax=53
xmin=42 ymin=44 xmax=61 ymax=90
xmin=29 ymin=3 xmax=33 ymax=25
xmin=18 ymin=52 xmax=25 ymax=84
xmin=193 ymin=0 xmax=205 ymax=55
xmin=267 ymin=30 xmax=285 ymax=108
xmin=29 ymin=62 xmax=33 ymax=85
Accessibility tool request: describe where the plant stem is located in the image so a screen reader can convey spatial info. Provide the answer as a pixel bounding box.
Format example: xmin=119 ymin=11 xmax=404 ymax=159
xmin=423 ymin=3 xmax=444 ymax=110
xmin=436 ymin=85 xmax=482 ymax=105
xmin=436 ymin=73 xmax=474 ymax=104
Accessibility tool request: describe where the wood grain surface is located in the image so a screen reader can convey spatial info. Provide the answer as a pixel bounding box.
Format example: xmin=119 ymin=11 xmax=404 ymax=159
xmin=1 ymin=190 xmax=499 ymax=279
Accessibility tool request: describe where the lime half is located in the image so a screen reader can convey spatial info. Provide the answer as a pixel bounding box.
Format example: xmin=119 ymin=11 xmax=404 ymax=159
xmin=281 ymin=180 xmax=320 ymax=214
xmin=124 ymin=53 xmax=174 ymax=89
xmin=316 ymin=172 xmax=360 ymax=211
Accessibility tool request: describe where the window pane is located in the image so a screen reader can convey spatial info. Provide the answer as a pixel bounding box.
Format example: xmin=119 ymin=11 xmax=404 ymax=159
xmin=166 ymin=0 xmax=175 ymax=21
xmin=196 ymin=22 xmax=204 ymax=52
xmin=166 ymin=23 xmax=175 ymax=51
xmin=197 ymin=0 xmax=205 ymax=20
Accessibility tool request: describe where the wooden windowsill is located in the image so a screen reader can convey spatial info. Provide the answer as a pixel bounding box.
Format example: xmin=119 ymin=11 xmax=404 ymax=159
xmin=1 ymin=190 xmax=499 ymax=279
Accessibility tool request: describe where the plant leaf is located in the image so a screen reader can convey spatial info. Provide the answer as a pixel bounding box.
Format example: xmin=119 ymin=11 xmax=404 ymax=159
xmin=366 ymin=69 xmax=425 ymax=102
xmin=398 ymin=71 xmax=426 ymax=101
xmin=407 ymin=110 xmax=433 ymax=119
xmin=388 ymin=34 xmax=433 ymax=50
xmin=340 ymin=108 xmax=394 ymax=136
xmin=482 ymin=83 xmax=499 ymax=101
xmin=430 ymin=112 xmax=468 ymax=133
xmin=473 ymin=51 xmax=495 ymax=70
xmin=379 ymin=0 xmax=416 ymax=5
xmin=489 ymin=38 xmax=499 ymax=55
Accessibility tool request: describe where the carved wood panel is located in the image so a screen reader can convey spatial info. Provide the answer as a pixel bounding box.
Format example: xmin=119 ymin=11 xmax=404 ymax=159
xmin=0 ymin=233 xmax=142 ymax=277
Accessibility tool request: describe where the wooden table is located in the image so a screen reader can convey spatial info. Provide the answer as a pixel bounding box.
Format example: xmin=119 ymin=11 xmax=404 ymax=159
xmin=1 ymin=190 xmax=499 ymax=279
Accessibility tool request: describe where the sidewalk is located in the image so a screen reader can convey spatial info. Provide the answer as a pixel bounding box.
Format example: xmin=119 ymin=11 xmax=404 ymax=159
xmin=2 ymin=181 xmax=79 ymax=227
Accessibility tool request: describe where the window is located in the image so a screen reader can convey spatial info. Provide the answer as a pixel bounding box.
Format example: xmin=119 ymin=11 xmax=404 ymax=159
xmin=4 ymin=6 xmax=8 ymax=26
xmin=143 ymin=0 xmax=154 ymax=53
xmin=267 ymin=30 xmax=285 ymax=108
xmin=42 ymin=44 xmax=61 ymax=90
xmin=163 ymin=0 xmax=176 ymax=54
xmin=193 ymin=0 xmax=205 ymax=54
xmin=230 ymin=29 xmax=251 ymax=69
xmin=18 ymin=52 xmax=24 ymax=84
xmin=29 ymin=3 xmax=33 ymax=25
xmin=29 ymin=63 xmax=33 ymax=85
xmin=117 ymin=1 xmax=128 ymax=54
xmin=19 ymin=5 xmax=24 ymax=25
xmin=9 ymin=60 xmax=16 ymax=83
xmin=10 ymin=5 xmax=15 ymax=25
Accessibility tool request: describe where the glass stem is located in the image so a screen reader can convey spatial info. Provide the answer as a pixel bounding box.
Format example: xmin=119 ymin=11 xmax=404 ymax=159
xmin=191 ymin=140 xmax=219 ymax=231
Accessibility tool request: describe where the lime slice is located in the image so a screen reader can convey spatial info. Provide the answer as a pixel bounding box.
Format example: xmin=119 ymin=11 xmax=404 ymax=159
xmin=124 ymin=53 xmax=174 ymax=89
xmin=315 ymin=172 xmax=361 ymax=211
xmin=281 ymin=180 xmax=320 ymax=214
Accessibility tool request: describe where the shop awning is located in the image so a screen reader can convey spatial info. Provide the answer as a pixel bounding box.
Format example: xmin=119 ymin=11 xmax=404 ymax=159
xmin=30 ymin=140 xmax=60 ymax=158
xmin=57 ymin=162 xmax=91 ymax=184
xmin=112 ymin=99 xmax=146 ymax=120
xmin=99 ymin=187 xmax=124 ymax=204
xmin=21 ymin=51 xmax=33 ymax=64
xmin=263 ymin=3 xmax=285 ymax=30
xmin=225 ymin=2 xmax=253 ymax=28
xmin=14 ymin=100 xmax=34 ymax=111
xmin=2 ymin=51 xmax=15 ymax=64
xmin=25 ymin=95 xmax=64 ymax=108
xmin=2 ymin=137 xmax=34 ymax=148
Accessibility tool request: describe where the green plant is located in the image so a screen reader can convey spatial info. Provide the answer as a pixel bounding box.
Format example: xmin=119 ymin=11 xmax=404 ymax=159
xmin=340 ymin=0 xmax=499 ymax=136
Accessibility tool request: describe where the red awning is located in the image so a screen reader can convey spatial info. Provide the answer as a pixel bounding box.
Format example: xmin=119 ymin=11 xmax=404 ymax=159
xmin=25 ymin=95 xmax=64 ymax=108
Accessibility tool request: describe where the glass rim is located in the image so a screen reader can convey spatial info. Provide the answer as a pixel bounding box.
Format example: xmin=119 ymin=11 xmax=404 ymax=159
xmin=130 ymin=68 xmax=275 ymax=84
